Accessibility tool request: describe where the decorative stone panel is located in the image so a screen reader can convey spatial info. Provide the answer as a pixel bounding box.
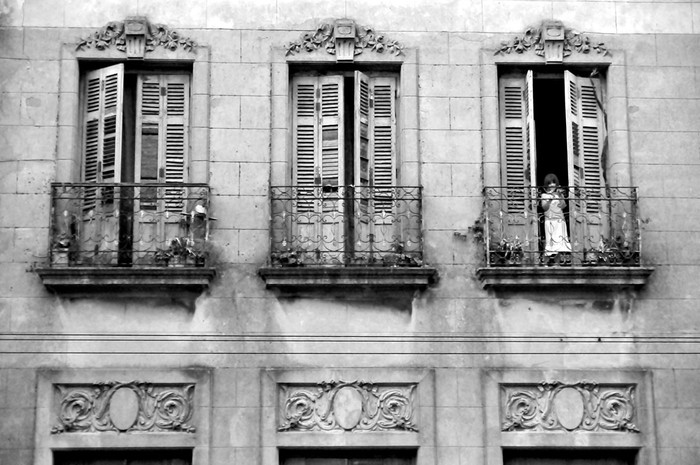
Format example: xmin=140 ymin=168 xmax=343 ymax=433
xmin=52 ymin=381 xmax=196 ymax=434
xmin=76 ymin=17 xmax=196 ymax=56
xmin=284 ymin=19 xmax=404 ymax=60
xmin=279 ymin=380 xmax=417 ymax=432
xmin=501 ymin=380 xmax=639 ymax=433
xmin=495 ymin=20 xmax=608 ymax=62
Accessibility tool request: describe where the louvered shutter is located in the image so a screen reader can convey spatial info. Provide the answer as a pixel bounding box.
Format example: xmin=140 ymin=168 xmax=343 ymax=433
xmin=292 ymin=76 xmax=318 ymax=213
xmin=136 ymin=74 xmax=190 ymax=213
xmin=81 ymin=64 xmax=124 ymax=210
xmin=499 ymin=74 xmax=530 ymax=212
xmin=369 ymin=75 xmax=396 ymax=214
xmin=291 ymin=75 xmax=345 ymax=263
xmin=564 ymin=70 xmax=605 ymax=214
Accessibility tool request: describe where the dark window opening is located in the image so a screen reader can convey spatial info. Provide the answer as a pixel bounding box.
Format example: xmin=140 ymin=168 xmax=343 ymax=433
xmin=54 ymin=448 xmax=192 ymax=465
xmin=503 ymin=448 xmax=637 ymax=465
xmin=280 ymin=449 xmax=416 ymax=465
xmin=533 ymin=76 xmax=568 ymax=188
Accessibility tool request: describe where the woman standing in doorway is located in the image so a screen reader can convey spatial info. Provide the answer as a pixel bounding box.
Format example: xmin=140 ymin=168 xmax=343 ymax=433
xmin=540 ymin=173 xmax=571 ymax=263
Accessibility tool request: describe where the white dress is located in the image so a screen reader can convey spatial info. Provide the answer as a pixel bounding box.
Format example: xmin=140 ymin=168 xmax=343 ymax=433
xmin=541 ymin=191 xmax=572 ymax=255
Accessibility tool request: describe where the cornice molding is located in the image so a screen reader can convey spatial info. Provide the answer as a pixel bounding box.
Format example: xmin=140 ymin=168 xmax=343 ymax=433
xmin=496 ymin=20 xmax=609 ymax=62
xmin=285 ymin=19 xmax=404 ymax=60
xmin=76 ymin=17 xmax=196 ymax=55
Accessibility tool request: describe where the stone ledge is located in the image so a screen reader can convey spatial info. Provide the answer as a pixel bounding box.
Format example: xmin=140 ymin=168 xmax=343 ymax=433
xmin=476 ymin=266 xmax=654 ymax=289
xmin=258 ymin=266 xmax=438 ymax=290
xmin=35 ymin=266 xmax=216 ymax=292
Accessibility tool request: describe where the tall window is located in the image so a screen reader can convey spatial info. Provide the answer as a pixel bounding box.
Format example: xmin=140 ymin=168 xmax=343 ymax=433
xmin=79 ymin=63 xmax=192 ymax=265
xmin=497 ymin=68 xmax=609 ymax=262
xmin=290 ymin=70 xmax=399 ymax=263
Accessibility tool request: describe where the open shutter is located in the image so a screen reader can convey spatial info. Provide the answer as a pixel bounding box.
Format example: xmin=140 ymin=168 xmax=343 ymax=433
xmin=292 ymin=76 xmax=318 ymax=213
xmin=499 ymin=74 xmax=529 ymax=213
xmin=565 ymin=70 xmax=605 ymax=213
xmin=136 ymin=74 xmax=189 ymax=213
xmin=81 ymin=64 xmax=124 ymax=210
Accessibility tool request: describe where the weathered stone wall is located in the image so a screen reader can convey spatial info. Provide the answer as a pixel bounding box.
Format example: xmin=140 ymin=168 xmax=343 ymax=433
xmin=1 ymin=0 xmax=699 ymax=464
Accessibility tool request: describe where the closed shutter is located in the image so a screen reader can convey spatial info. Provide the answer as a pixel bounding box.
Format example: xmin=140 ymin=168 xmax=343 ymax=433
xmin=564 ymin=70 xmax=605 ymax=213
xmin=292 ymin=75 xmax=345 ymax=262
xmin=369 ymin=75 xmax=397 ymax=214
xmin=81 ymin=63 xmax=124 ymax=211
xmin=136 ymin=74 xmax=189 ymax=213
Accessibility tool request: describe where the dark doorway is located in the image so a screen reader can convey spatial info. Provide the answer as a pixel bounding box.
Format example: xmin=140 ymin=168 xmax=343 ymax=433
xmin=54 ymin=449 xmax=192 ymax=465
xmin=503 ymin=448 xmax=637 ymax=465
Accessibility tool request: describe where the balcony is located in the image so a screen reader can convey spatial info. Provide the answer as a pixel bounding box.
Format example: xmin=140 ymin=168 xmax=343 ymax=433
xmin=477 ymin=186 xmax=653 ymax=289
xmin=258 ymin=185 xmax=436 ymax=290
xmin=35 ymin=183 xmax=216 ymax=292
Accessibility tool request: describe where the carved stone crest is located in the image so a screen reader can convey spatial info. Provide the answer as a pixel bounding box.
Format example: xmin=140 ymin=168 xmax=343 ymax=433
xmin=51 ymin=381 xmax=196 ymax=434
xmin=76 ymin=17 xmax=196 ymax=56
xmin=496 ymin=20 xmax=609 ymax=61
xmin=285 ymin=19 xmax=404 ymax=60
xmin=279 ymin=380 xmax=417 ymax=432
xmin=501 ymin=380 xmax=639 ymax=433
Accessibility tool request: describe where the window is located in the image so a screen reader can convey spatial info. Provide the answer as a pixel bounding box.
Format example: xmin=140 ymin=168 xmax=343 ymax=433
xmin=290 ymin=70 xmax=397 ymax=263
xmin=499 ymin=68 xmax=605 ymax=209
xmin=485 ymin=67 xmax=643 ymax=270
xmin=81 ymin=63 xmax=190 ymax=207
xmin=59 ymin=62 xmax=208 ymax=269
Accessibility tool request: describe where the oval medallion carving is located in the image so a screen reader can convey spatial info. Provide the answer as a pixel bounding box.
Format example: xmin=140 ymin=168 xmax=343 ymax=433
xmin=332 ymin=386 xmax=364 ymax=430
xmin=109 ymin=387 xmax=140 ymax=431
xmin=554 ymin=387 xmax=584 ymax=430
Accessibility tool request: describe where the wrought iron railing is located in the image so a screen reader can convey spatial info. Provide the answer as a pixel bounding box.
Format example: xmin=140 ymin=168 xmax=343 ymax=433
xmin=483 ymin=186 xmax=642 ymax=267
xmin=47 ymin=182 xmax=211 ymax=268
xmin=269 ymin=185 xmax=424 ymax=267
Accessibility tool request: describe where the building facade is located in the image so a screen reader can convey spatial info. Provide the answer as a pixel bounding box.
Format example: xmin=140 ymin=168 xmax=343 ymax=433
xmin=1 ymin=0 xmax=699 ymax=464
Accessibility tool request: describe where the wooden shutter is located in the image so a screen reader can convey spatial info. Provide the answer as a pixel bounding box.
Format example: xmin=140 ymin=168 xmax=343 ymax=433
xmin=564 ymin=70 xmax=605 ymax=213
xmin=499 ymin=73 xmax=531 ymax=212
xmin=136 ymin=74 xmax=190 ymax=212
xmin=81 ymin=64 xmax=124 ymax=209
xmin=292 ymin=75 xmax=345 ymax=209
xmin=369 ymin=75 xmax=397 ymax=214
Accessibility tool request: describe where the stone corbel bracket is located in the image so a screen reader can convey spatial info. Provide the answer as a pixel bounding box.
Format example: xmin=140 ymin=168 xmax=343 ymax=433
xmin=496 ymin=20 xmax=609 ymax=62
xmin=284 ymin=19 xmax=404 ymax=61
xmin=501 ymin=380 xmax=639 ymax=433
xmin=278 ymin=379 xmax=417 ymax=432
xmin=76 ymin=17 xmax=196 ymax=57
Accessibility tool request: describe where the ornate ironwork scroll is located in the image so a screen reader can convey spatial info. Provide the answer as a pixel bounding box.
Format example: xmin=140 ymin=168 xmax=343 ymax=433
xmin=502 ymin=381 xmax=639 ymax=433
xmin=52 ymin=381 xmax=196 ymax=433
xmin=76 ymin=19 xmax=196 ymax=53
xmin=279 ymin=380 xmax=417 ymax=432
xmin=496 ymin=22 xmax=609 ymax=58
xmin=285 ymin=20 xmax=404 ymax=57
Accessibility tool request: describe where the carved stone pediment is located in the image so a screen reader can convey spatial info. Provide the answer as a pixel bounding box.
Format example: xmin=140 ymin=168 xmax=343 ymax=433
xmin=278 ymin=379 xmax=417 ymax=432
xmin=496 ymin=20 xmax=609 ymax=62
xmin=76 ymin=17 xmax=196 ymax=57
xmin=285 ymin=19 xmax=404 ymax=61
xmin=51 ymin=381 xmax=196 ymax=434
xmin=501 ymin=380 xmax=639 ymax=433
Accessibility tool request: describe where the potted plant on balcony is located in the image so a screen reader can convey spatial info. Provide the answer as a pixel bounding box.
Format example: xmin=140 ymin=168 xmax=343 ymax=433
xmin=52 ymin=233 xmax=72 ymax=266
xmin=489 ymin=237 xmax=523 ymax=266
xmin=168 ymin=236 xmax=197 ymax=267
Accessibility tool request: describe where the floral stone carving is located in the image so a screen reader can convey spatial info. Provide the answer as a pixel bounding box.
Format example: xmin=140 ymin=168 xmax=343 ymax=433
xmin=76 ymin=18 xmax=196 ymax=53
xmin=285 ymin=20 xmax=404 ymax=57
xmin=502 ymin=381 xmax=639 ymax=433
xmin=51 ymin=381 xmax=196 ymax=433
xmin=279 ymin=380 xmax=417 ymax=432
xmin=496 ymin=22 xmax=609 ymax=58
